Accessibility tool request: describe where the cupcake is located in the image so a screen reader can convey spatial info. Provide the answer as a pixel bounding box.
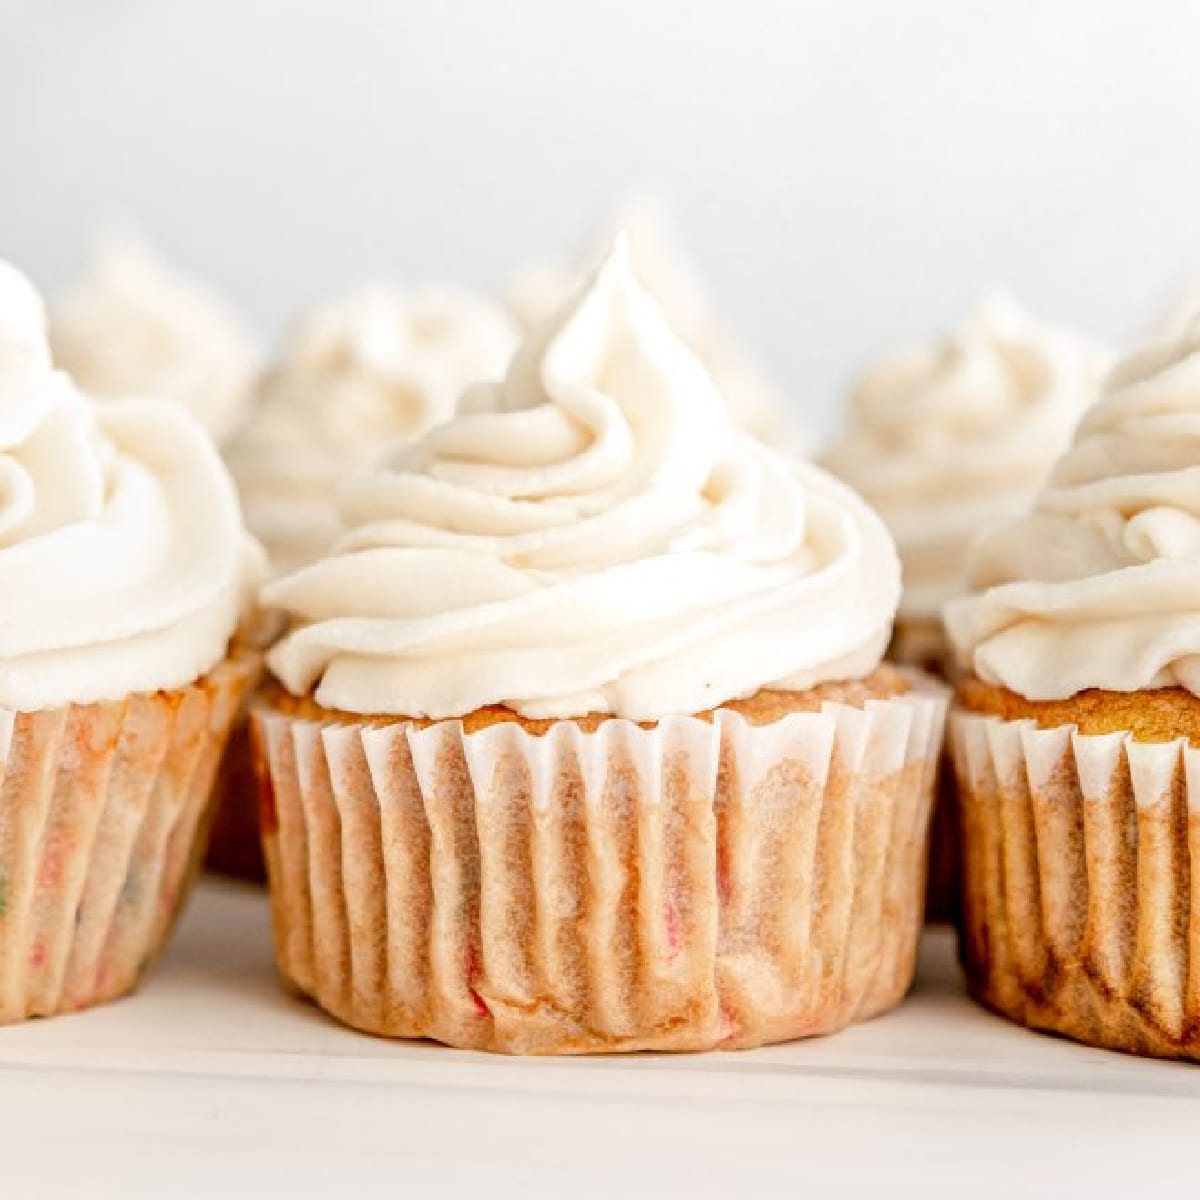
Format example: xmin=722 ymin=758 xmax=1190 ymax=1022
xmin=826 ymin=299 xmax=1108 ymax=919
xmin=0 ymin=261 xmax=258 ymax=1022
xmin=252 ymin=238 xmax=946 ymax=1054
xmin=206 ymin=287 xmax=519 ymax=880
xmin=226 ymin=285 xmax=519 ymax=577
xmin=825 ymin=297 xmax=1108 ymax=673
xmin=947 ymin=316 xmax=1200 ymax=1060
xmin=50 ymin=235 xmax=259 ymax=445
xmin=510 ymin=202 xmax=804 ymax=451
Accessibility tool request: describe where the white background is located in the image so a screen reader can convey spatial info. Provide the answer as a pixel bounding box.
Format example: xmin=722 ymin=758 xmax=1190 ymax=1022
xmin=3 ymin=0 xmax=1199 ymax=439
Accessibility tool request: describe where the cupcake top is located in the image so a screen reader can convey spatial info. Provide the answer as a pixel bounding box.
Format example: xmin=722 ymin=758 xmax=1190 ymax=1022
xmin=226 ymin=286 xmax=519 ymax=576
xmin=265 ymin=238 xmax=898 ymax=721
xmin=510 ymin=204 xmax=802 ymax=450
xmin=824 ymin=298 xmax=1109 ymax=625
xmin=50 ymin=237 xmax=259 ymax=444
xmin=0 ymin=261 xmax=258 ymax=711
xmin=946 ymin=316 xmax=1200 ymax=701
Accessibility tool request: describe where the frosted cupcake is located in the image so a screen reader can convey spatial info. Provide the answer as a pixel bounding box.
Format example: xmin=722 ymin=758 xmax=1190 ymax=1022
xmin=252 ymin=239 xmax=945 ymax=1054
xmin=227 ymin=285 xmax=518 ymax=577
xmin=50 ymin=236 xmax=259 ymax=445
xmin=947 ymin=315 xmax=1200 ymax=1060
xmin=0 ymin=261 xmax=258 ymax=1022
xmin=825 ymin=298 xmax=1108 ymax=672
xmin=510 ymin=203 xmax=803 ymax=450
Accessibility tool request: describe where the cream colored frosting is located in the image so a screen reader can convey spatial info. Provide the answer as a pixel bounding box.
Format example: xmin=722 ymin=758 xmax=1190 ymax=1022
xmin=227 ymin=286 xmax=519 ymax=576
xmin=510 ymin=204 xmax=802 ymax=450
xmin=265 ymin=238 xmax=898 ymax=721
xmin=50 ymin=237 xmax=259 ymax=444
xmin=946 ymin=314 xmax=1200 ymax=700
xmin=0 ymin=260 xmax=256 ymax=711
xmin=825 ymin=298 xmax=1109 ymax=624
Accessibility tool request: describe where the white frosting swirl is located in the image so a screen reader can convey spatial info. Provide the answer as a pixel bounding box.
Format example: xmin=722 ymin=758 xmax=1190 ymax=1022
xmin=825 ymin=298 xmax=1109 ymax=622
xmin=266 ymin=239 xmax=897 ymax=721
xmin=947 ymin=315 xmax=1200 ymax=700
xmin=0 ymin=260 xmax=254 ymax=711
xmin=50 ymin=237 xmax=259 ymax=444
xmin=227 ymin=286 xmax=518 ymax=576
xmin=510 ymin=204 xmax=803 ymax=450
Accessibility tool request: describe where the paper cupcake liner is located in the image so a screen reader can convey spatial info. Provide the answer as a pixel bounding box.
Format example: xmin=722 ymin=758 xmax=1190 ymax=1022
xmin=205 ymin=654 xmax=268 ymax=881
xmin=953 ymin=709 xmax=1200 ymax=1061
xmin=0 ymin=657 xmax=251 ymax=1023
xmin=254 ymin=680 xmax=946 ymax=1054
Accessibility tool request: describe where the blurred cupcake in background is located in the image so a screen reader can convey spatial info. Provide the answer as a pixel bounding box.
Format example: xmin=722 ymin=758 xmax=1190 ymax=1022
xmin=825 ymin=297 xmax=1110 ymax=673
xmin=226 ymin=285 xmax=518 ymax=578
xmin=510 ymin=201 xmax=804 ymax=451
xmin=50 ymin=235 xmax=259 ymax=445
xmin=0 ymin=260 xmax=259 ymax=1022
xmin=1136 ymin=285 xmax=1200 ymax=344
xmin=824 ymin=298 xmax=1109 ymax=919
xmin=252 ymin=238 xmax=945 ymax=1054
xmin=206 ymin=285 xmax=519 ymax=879
xmin=947 ymin=312 xmax=1200 ymax=1061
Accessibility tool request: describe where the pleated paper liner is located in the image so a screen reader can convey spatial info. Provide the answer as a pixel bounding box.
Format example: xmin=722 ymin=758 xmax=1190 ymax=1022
xmin=954 ymin=709 xmax=1200 ymax=1061
xmin=0 ymin=656 xmax=252 ymax=1023
xmin=254 ymin=676 xmax=947 ymax=1054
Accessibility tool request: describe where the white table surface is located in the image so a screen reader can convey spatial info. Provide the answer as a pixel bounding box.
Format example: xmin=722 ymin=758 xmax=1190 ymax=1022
xmin=1 ymin=880 xmax=1197 ymax=1199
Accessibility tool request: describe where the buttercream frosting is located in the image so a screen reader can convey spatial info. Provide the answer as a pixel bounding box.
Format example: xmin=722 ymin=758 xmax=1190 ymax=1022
xmin=825 ymin=298 xmax=1109 ymax=623
xmin=266 ymin=238 xmax=898 ymax=720
xmin=946 ymin=313 xmax=1200 ymax=700
xmin=50 ymin=237 xmax=259 ymax=444
xmin=510 ymin=204 xmax=802 ymax=449
xmin=227 ymin=286 xmax=519 ymax=575
xmin=0 ymin=260 xmax=255 ymax=710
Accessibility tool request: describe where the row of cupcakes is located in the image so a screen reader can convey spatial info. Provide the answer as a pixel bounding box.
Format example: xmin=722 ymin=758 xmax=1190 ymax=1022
xmin=5 ymin=211 xmax=1198 ymax=1062
xmin=44 ymin=212 xmax=1120 ymax=647
xmin=2 ymin=237 xmax=941 ymax=1053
